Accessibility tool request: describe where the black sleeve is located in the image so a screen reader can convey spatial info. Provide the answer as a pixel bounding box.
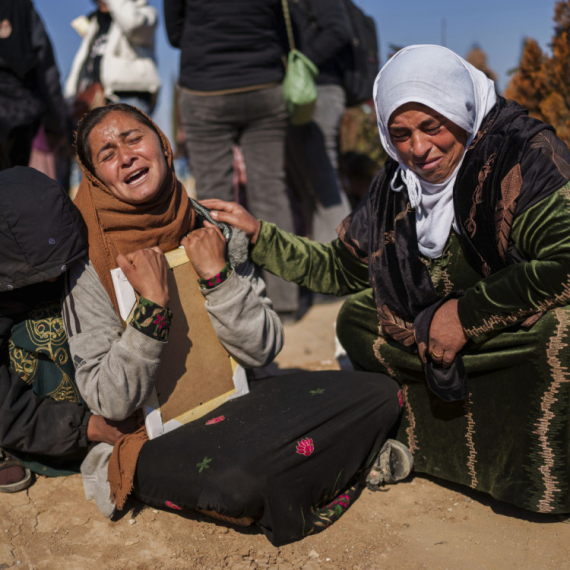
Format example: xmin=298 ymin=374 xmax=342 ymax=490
xmin=301 ymin=0 xmax=351 ymax=68
xmin=163 ymin=0 xmax=186 ymax=48
xmin=0 ymin=321 xmax=91 ymax=456
xmin=336 ymin=191 xmax=373 ymax=264
xmin=29 ymin=5 xmax=68 ymax=138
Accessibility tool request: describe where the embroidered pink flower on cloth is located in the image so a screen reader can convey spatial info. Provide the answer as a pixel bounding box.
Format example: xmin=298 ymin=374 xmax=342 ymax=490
xmin=296 ymin=437 xmax=314 ymax=457
xmin=327 ymin=494 xmax=350 ymax=509
xmin=398 ymin=390 xmax=404 ymax=408
xmin=153 ymin=314 xmax=168 ymax=330
xmin=165 ymin=500 xmax=182 ymax=510
xmin=205 ymin=415 xmax=225 ymax=425
xmin=207 ymin=275 xmax=222 ymax=287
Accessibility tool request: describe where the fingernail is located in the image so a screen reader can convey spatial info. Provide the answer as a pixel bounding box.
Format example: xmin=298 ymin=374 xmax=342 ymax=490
xmin=211 ymin=212 xmax=218 ymax=218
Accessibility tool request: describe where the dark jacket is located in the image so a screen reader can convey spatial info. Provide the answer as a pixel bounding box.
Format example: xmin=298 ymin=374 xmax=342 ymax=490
xmin=164 ymin=0 xmax=288 ymax=92
xmin=0 ymin=0 xmax=68 ymax=142
xmin=0 ymin=167 xmax=90 ymax=456
xmin=289 ymin=0 xmax=351 ymax=86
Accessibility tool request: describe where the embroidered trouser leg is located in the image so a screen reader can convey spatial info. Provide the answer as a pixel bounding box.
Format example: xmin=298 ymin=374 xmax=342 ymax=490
xmin=134 ymin=371 xmax=401 ymax=546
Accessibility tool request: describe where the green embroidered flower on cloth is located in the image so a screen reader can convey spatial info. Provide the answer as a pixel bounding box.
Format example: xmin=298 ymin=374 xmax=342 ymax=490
xmin=197 ymin=457 xmax=212 ymax=473
xmin=130 ymin=296 xmax=173 ymax=341
xmin=309 ymin=388 xmax=325 ymax=396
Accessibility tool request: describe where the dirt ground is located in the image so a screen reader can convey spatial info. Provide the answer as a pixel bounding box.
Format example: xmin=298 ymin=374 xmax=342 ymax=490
xmin=2 ymin=300 xmax=570 ymax=570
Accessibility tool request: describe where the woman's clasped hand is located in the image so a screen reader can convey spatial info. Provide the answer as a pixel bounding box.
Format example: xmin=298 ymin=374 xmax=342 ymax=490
xmin=117 ymin=247 xmax=170 ymax=308
xmin=421 ymin=299 xmax=468 ymax=368
xmin=181 ymin=221 xmax=227 ymax=280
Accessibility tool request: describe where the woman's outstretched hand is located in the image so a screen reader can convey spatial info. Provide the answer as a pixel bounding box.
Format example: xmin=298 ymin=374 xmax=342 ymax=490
xmin=117 ymin=247 xmax=170 ymax=308
xmin=182 ymin=221 xmax=227 ymax=280
xmin=419 ymin=299 xmax=468 ymax=368
xmin=200 ymin=199 xmax=262 ymax=244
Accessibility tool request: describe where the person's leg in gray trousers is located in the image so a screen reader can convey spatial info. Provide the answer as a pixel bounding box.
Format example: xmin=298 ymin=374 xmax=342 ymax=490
xmin=286 ymin=84 xmax=351 ymax=243
xmin=179 ymin=85 xmax=299 ymax=314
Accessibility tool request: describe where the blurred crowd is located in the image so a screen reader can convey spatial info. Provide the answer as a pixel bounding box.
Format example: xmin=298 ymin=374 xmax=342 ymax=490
xmin=0 ymin=0 xmax=378 ymax=318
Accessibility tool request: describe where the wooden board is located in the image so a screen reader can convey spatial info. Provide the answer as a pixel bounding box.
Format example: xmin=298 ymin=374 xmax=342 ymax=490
xmin=151 ymin=251 xmax=236 ymax=424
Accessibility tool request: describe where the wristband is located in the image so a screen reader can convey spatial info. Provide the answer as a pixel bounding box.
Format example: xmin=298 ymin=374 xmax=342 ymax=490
xmin=130 ymin=296 xmax=172 ymax=342
xmin=198 ymin=261 xmax=233 ymax=290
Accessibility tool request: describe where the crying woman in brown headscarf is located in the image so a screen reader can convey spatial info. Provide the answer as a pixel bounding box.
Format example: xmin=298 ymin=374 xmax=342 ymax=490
xmin=62 ymin=103 xmax=403 ymax=546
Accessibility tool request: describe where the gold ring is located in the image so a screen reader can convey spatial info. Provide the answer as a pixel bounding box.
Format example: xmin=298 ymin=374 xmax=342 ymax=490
xmin=431 ymin=349 xmax=443 ymax=359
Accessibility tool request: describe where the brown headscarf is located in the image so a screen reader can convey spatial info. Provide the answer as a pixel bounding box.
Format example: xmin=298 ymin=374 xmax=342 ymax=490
xmin=74 ymin=108 xmax=195 ymax=315
xmin=74 ymin=108 xmax=197 ymax=509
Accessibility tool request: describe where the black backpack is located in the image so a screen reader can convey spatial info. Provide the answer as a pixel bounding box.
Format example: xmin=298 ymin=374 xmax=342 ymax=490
xmin=339 ymin=0 xmax=380 ymax=107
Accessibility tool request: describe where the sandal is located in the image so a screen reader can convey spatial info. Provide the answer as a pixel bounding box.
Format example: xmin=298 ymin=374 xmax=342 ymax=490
xmin=0 ymin=450 xmax=33 ymax=493
xmin=366 ymin=439 xmax=414 ymax=491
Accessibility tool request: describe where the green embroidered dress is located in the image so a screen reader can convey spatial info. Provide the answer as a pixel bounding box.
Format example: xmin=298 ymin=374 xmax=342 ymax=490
xmin=250 ymin=183 xmax=570 ymax=514
xmin=8 ymin=299 xmax=85 ymax=476
xmin=9 ymin=301 xmax=81 ymax=404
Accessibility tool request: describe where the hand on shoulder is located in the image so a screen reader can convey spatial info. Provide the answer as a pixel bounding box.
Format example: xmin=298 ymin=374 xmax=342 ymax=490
xmin=200 ymin=199 xmax=261 ymax=245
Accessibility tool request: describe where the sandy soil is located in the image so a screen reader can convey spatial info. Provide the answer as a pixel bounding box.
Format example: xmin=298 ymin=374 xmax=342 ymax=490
xmin=2 ymin=300 xmax=570 ymax=570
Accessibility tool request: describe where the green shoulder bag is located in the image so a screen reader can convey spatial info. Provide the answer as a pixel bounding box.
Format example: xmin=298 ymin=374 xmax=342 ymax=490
xmin=281 ymin=0 xmax=318 ymax=125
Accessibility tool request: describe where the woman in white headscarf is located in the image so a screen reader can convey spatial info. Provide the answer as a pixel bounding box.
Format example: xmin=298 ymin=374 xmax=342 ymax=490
xmin=204 ymin=45 xmax=570 ymax=515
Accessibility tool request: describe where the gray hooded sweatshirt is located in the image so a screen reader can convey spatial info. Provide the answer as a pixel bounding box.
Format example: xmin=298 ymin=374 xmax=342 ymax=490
xmin=62 ymin=230 xmax=284 ymax=516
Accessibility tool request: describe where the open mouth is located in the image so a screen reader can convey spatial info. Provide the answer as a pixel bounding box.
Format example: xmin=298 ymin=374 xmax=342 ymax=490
xmin=125 ymin=168 xmax=149 ymax=185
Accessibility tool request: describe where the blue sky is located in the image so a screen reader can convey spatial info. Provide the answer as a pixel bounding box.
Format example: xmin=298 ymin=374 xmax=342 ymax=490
xmin=34 ymin=0 xmax=558 ymax=140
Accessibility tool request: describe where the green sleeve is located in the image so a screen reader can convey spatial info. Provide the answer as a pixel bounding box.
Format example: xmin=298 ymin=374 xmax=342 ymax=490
xmin=250 ymin=221 xmax=370 ymax=296
xmin=458 ymin=184 xmax=570 ymax=343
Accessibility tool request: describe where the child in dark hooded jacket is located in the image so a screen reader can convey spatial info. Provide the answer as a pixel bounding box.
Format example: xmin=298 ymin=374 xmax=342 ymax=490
xmin=0 ymin=166 xmax=136 ymax=492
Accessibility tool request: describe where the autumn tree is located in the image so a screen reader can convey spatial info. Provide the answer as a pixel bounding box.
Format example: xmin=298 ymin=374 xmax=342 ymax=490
xmin=466 ymin=45 xmax=498 ymax=83
xmin=504 ymin=38 xmax=547 ymax=118
xmin=505 ymin=1 xmax=570 ymax=145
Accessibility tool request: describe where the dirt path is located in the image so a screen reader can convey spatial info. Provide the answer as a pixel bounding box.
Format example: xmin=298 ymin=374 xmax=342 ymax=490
xmin=2 ymin=300 xmax=569 ymax=570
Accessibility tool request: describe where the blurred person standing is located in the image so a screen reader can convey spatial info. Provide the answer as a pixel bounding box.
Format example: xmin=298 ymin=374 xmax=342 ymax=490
xmin=65 ymin=0 xmax=160 ymax=116
xmin=0 ymin=0 xmax=68 ymax=170
xmin=286 ymin=0 xmax=352 ymax=242
xmin=164 ymin=0 xmax=299 ymax=319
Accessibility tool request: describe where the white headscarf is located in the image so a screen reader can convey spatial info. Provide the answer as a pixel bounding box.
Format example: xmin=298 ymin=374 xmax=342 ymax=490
xmin=373 ymin=45 xmax=497 ymax=258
